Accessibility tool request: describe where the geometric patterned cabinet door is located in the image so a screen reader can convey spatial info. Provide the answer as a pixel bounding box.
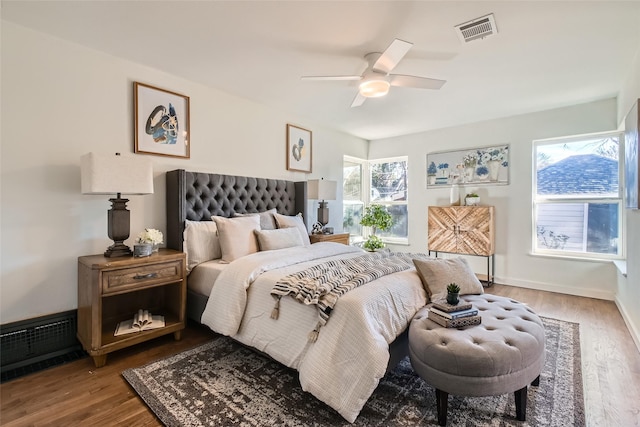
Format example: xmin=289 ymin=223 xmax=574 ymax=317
xmin=428 ymin=206 xmax=495 ymax=256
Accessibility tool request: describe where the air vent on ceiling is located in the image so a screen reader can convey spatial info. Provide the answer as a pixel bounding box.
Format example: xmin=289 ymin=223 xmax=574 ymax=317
xmin=455 ymin=13 xmax=497 ymax=43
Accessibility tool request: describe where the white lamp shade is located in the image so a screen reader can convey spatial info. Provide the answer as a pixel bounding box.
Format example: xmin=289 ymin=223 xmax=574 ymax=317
xmin=307 ymin=179 xmax=337 ymax=201
xmin=81 ymin=152 xmax=154 ymax=195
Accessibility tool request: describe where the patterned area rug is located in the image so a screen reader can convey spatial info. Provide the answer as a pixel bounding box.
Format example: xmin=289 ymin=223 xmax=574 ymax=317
xmin=123 ymin=317 xmax=584 ymax=426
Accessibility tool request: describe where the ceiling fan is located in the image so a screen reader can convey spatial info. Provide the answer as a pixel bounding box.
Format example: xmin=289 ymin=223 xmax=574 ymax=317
xmin=301 ymin=38 xmax=446 ymax=107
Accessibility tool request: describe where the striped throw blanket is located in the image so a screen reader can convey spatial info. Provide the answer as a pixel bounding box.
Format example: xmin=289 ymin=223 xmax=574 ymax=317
xmin=271 ymin=251 xmax=428 ymax=342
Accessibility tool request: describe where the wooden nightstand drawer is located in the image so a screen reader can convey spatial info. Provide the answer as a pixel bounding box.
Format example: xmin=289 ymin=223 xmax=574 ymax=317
xmin=309 ymin=232 xmax=350 ymax=245
xmin=102 ymin=259 xmax=183 ymax=294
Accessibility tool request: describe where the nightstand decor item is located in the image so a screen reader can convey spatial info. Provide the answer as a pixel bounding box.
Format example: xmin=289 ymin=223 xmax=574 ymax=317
xmin=134 ymin=243 xmax=153 ymax=257
xmin=81 ymin=152 xmax=154 ymax=257
xmin=308 ymin=178 xmax=337 ymax=231
xmin=136 ymin=228 xmax=163 ymax=252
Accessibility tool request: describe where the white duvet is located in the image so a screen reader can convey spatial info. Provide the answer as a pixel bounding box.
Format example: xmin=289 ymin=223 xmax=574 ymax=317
xmin=201 ymin=242 xmax=427 ymax=422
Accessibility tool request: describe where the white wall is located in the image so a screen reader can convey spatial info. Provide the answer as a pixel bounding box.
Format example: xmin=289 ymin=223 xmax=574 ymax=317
xmin=616 ymin=44 xmax=640 ymax=351
xmin=369 ymin=99 xmax=619 ymax=300
xmin=0 ymin=22 xmax=367 ymax=324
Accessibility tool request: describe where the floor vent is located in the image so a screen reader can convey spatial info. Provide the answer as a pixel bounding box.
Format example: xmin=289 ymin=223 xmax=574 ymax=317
xmin=1 ymin=310 xmax=83 ymax=376
xmin=455 ymin=13 xmax=498 ymax=43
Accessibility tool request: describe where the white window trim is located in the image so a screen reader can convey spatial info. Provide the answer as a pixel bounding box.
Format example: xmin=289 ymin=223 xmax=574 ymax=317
xmin=532 ymin=131 xmax=625 ymax=261
xmin=343 ymin=155 xmax=409 ymax=245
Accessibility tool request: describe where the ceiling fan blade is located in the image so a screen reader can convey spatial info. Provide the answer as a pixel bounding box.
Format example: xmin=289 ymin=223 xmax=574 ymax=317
xmin=351 ymin=92 xmax=366 ymax=108
xmin=301 ymin=75 xmax=362 ymax=81
xmin=390 ymin=74 xmax=446 ymax=90
xmin=372 ymin=39 xmax=413 ymax=74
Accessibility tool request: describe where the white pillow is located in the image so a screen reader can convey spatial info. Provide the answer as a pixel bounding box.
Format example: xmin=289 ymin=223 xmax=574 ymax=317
xmin=233 ymin=208 xmax=277 ymax=230
xmin=183 ymin=220 xmax=221 ymax=273
xmin=212 ymin=215 xmax=261 ymax=263
xmin=255 ymin=227 xmax=305 ymax=251
xmin=412 ymin=257 xmax=484 ymax=302
xmin=273 ymin=212 xmax=311 ymax=246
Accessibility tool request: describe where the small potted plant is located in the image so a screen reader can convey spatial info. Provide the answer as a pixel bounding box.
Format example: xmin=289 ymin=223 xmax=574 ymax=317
xmin=465 ymin=192 xmax=480 ymax=206
xmin=362 ymin=235 xmax=385 ymax=251
xmin=446 ymin=283 xmax=460 ymax=305
xmin=360 ymin=205 xmax=393 ymax=251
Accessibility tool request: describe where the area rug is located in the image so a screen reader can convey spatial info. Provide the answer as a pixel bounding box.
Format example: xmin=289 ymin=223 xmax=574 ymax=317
xmin=123 ymin=317 xmax=584 ymax=426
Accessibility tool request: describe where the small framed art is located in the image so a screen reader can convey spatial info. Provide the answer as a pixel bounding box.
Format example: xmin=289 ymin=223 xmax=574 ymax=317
xmin=286 ymin=124 xmax=312 ymax=173
xmin=134 ymin=82 xmax=190 ymax=159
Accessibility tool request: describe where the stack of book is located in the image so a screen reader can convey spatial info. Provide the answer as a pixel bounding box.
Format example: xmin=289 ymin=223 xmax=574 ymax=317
xmin=428 ymin=299 xmax=482 ymax=328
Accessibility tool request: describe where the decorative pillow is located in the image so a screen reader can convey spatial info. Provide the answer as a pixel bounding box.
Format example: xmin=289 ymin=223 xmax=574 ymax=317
xmin=183 ymin=220 xmax=221 ymax=273
xmin=254 ymin=227 xmax=305 ymax=251
xmin=212 ymin=215 xmax=260 ymax=263
xmin=412 ymin=257 xmax=484 ymax=302
xmin=234 ymin=208 xmax=277 ymax=230
xmin=273 ymin=212 xmax=311 ymax=246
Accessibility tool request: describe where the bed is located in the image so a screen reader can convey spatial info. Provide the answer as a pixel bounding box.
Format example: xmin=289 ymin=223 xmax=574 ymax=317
xmin=165 ymin=169 xmax=428 ymax=422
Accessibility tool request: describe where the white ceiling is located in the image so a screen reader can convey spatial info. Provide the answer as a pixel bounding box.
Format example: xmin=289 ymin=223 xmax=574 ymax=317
xmin=3 ymin=1 xmax=640 ymax=140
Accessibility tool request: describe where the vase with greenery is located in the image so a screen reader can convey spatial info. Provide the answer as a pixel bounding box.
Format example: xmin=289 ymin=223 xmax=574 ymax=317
xmin=360 ymin=205 xmax=393 ymax=251
xmin=446 ymin=283 xmax=460 ymax=305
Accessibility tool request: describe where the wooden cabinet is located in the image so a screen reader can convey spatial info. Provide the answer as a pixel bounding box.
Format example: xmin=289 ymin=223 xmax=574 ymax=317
xmin=428 ymin=206 xmax=495 ymax=284
xmin=77 ymin=249 xmax=186 ymax=367
xmin=309 ymin=232 xmax=350 ymax=245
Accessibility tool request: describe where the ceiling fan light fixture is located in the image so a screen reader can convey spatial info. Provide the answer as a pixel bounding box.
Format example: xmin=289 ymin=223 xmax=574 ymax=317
xmin=359 ymin=79 xmax=390 ymax=98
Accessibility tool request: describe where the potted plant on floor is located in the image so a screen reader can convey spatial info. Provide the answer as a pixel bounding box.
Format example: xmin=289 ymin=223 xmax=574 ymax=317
xmin=360 ymin=205 xmax=393 ymax=251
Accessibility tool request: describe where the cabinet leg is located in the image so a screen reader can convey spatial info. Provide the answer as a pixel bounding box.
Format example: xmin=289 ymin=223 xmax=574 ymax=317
xmin=92 ymin=354 xmax=107 ymax=368
xmin=174 ymin=330 xmax=183 ymax=341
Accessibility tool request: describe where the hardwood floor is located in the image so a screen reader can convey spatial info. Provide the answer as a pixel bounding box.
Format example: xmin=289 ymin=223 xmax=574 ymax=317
xmin=1 ymin=284 xmax=639 ymax=426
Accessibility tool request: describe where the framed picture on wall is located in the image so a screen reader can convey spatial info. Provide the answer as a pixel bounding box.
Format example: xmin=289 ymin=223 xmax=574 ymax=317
xmin=286 ymin=124 xmax=312 ymax=173
xmin=134 ymin=82 xmax=190 ymax=159
xmin=426 ymin=144 xmax=510 ymax=187
xmin=624 ymin=99 xmax=639 ymax=209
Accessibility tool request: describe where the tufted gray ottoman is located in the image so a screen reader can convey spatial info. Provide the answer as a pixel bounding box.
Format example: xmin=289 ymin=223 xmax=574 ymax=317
xmin=409 ymin=294 xmax=545 ymax=426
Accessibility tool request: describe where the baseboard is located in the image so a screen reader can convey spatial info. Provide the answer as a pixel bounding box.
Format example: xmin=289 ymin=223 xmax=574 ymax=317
xmin=614 ymin=297 xmax=640 ymax=353
xmin=492 ymin=275 xmax=615 ymax=301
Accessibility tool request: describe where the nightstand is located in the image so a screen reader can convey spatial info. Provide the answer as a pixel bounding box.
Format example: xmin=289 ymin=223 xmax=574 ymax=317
xmin=309 ymin=232 xmax=350 ymax=245
xmin=77 ymin=249 xmax=186 ymax=367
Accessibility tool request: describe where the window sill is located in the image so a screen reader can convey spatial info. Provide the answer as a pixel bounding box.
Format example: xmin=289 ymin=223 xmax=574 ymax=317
xmin=613 ymin=260 xmax=627 ymax=277
xmin=528 ymin=251 xmax=623 ymax=264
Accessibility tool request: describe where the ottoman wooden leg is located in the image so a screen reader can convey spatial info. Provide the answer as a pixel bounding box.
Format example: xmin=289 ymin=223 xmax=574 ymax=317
xmin=514 ymin=385 xmax=528 ymax=421
xmin=436 ymin=389 xmax=449 ymax=426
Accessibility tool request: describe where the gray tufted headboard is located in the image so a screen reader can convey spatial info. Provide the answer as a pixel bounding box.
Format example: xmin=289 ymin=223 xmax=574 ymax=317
xmin=166 ymin=169 xmax=307 ymax=251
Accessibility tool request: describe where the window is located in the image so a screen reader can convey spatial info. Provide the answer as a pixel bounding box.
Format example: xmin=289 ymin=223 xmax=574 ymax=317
xmin=343 ymin=158 xmax=364 ymax=237
xmin=533 ymin=132 xmax=622 ymax=259
xmin=343 ymin=156 xmax=408 ymax=244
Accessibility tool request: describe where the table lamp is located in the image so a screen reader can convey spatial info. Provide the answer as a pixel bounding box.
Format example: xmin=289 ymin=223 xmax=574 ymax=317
xmin=307 ymin=178 xmax=337 ymax=231
xmin=81 ymin=152 xmax=154 ymax=257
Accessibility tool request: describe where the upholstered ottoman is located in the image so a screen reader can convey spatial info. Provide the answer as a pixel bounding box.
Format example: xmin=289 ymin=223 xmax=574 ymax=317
xmin=409 ymin=294 xmax=545 ymax=426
